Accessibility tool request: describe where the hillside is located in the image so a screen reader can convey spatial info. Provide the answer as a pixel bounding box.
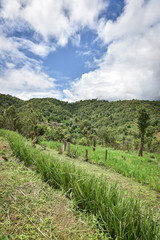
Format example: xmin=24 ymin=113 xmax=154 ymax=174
xmin=0 ymin=94 xmax=160 ymax=151
xmin=0 ymin=94 xmax=25 ymax=114
xmin=1 ymin=130 xmax=159 ymax=240
xmin=0 ymin=136 xmax=105 ymax=240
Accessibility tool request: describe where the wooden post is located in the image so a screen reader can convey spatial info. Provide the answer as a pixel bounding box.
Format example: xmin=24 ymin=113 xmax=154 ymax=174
xmin=32 ymin=137 xmax=37 ymax=148
xmin=139 ymin=144 xmax=143 ymax=157
xmin=105 ymin=149 xmax=107 ymax=161
xmin=63 ymin=140 xmax=66 ymax=152
xmin=58 ymin=144 xmax=62 ymax=154
xmin=72 ymin=147 xmax=78 ymax=155
xmin=67 ymin=142 xmax=70 ymax=155
xmin=85 ymin=149 xmax=88 ymax=161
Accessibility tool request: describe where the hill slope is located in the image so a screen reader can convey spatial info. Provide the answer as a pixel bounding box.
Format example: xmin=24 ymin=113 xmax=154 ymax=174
xmin=0 ymin=94 xmax=160 ymax=151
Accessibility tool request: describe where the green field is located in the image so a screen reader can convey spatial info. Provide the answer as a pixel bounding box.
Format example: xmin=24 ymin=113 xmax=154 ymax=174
xmin=1 ymin=130 xmax=160 ymax=240
xmin=43 ymin=140 xmax=160 ymax=192
xmin=0 ymin=136 xmax=107 ymax=240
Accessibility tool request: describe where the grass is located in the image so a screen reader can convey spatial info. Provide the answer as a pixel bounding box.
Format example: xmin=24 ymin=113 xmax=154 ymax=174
xmin=1 ymin=130 xmax=160 ymax=240
xmin=43 ymin=146 xmax=160 ymax=212
xmin=43 ymin=140 xmax=160 ymax=192
xmin=0 ymin=136 xmax=108 ymax=240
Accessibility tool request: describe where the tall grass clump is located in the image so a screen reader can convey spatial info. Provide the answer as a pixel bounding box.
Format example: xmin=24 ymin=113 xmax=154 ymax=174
xmin=1 ymin=130 xmax=160 ymax=240
xmin=43 ymin=141 xmax=160 ymax=192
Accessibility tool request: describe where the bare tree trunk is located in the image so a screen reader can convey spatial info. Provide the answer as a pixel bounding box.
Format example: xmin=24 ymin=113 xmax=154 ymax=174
xmin=58 ymin=144 xmax=62 ymax=154
xmin=67 ymin=142 xmax=70 ymax=155
xmin=139 ymin=135 xmax=144 ymax=157
xmin=85 ymin=149 xmax=88 ymax=161
xmin=32 ymin=137 xmax=37 ymax=148
xmin=105 ymin=149 xmax=108 ymax=161
xmin=139 ymin=144 xmax=143 ymax=156
xmin=63 ymin=140 xmax=66 ymax=152
xmin=72 ymin=147 xmax=78 ymax=155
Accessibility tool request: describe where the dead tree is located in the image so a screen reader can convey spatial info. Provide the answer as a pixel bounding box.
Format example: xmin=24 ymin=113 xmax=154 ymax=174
xmin=67 ymin=142 xmax=70 ymax=155
xmin=85 ymin=149 xmax=88 ymax=161
xmin=105 ymin=149 xmax=108 ymax=161
xmin=58 ymin=144 xmax=62 ymax=154
xmin=62 ymin=140 xmax=67 ymax=152
xmin=32 ymin=138 xmax=37 ymax=148
xmin=72 ymin=147 xmax=78 ymax=156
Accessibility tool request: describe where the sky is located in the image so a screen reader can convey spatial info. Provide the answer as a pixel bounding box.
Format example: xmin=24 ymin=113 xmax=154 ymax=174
xmin=0 ymin=0 xmax=160 ymax=102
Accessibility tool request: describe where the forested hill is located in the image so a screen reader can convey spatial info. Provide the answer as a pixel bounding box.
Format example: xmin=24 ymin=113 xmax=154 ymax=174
xmin=0 ymin=93 xmax=160 ymax=151
xmin=1 ymin=93 xmax=160 ymax=127
xmin=0 ymin=94 xmax=25 ymax=113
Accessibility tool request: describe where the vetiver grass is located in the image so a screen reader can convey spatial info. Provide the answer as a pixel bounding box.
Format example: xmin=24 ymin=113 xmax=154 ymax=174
xmin=43 ymin=140 xmax=160 ymax=192
xmin=0 ymin=137 xmax=107 ymax=240
xmin=1 ymin=130 xmax=160 ymax=240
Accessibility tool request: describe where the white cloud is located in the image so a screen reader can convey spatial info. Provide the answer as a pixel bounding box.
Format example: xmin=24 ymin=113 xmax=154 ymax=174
xmin=71 ymin=34 xmax=81 ymax=47
xmin=0 ymin=66 xmax=62 ymax=100
xmin=0 ymin=0 xmax=159 ymax=102
xmin=0 ymin=0 xmax=107 ymax=101
xmin=0 ymin=34 xmax=18 ymax=54
xmin=63 ymin=89 xmax=79 ymax=102
xmin=16 ymin=91 xmax=62 ymax=101
xmin=0 ymin=32 xmax=55 ymax=59
xmin=98 ymin=0 xmax=160 ymax=44
xmin=14 ymin=38 xmax=56 ymax=57
xmin=64 ymin=0 xmax=160 ymax=102
xmin=0 ymin=0 xmax=106 ymax=46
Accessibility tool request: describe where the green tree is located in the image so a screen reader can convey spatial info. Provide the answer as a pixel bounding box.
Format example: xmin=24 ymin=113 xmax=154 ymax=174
xmin=3 ymin=105 xmax=17 ymax=130
xmin=138 ymin=108 xmax=150 ymax=156
xmin=146 ymin=126 xmax=154 ymax=152
xmin=0 ymin=115 xmax=4 ymax=129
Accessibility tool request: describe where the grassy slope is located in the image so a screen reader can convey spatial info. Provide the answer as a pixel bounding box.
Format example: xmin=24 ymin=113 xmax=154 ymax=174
xmin=42 ymin=144 xmax=160 ymax=211
xmin=1 ymin=130 xmax=159 ymax=240
xmin=0 ymin=137 xmax=108 ymax=240
xmin=43 ymin=141 xmax=160 ymax=192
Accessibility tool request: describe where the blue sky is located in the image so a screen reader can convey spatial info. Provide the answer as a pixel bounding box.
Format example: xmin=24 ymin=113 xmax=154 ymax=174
xmin=0 ymin=0 xmax=160 ymax=102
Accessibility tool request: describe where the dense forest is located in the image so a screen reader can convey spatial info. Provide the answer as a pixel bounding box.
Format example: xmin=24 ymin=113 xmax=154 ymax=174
xmin=0 ymin=93 xmax=160 ymax=152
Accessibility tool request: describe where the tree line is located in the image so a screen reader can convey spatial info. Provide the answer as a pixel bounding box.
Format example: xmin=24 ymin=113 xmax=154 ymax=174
xmin=0 ymin=94 xmax=160 ymax=153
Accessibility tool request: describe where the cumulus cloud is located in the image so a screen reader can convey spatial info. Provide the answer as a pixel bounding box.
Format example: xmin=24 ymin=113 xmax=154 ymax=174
xmin=64 ymin=0 xmax=160 ymax=101
xmin=0 ymin=0 xmax=106 ymax=46
xmin=0 ymin=0 xmax=159 ymax=102
xmin=0 ymin=0 xmax=106 ymax=100
xmin=0 ymin=66 xmax=62 ymax=100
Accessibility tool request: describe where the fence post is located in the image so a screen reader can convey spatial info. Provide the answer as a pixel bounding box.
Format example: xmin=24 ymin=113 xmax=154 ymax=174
xmin=105 ymin=149 xmax=107 ymax=161
xmin=63 ymin=140 xmax=66 ymax=152
xmin=85 ymin=149 xmax=88 ymax=161
xmin=58 ymin=144 xmax=62 ymax=154
xmin=72 ymin=147 xmax=78 ymax=156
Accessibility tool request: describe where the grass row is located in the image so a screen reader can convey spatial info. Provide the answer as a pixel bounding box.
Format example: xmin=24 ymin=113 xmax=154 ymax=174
xmin=1 ymin=130 xmax=160 ymax=240
xmin=0 ymin=137 xmax=107 ymax=240
xmin=43 ymin=141 xmax=160 ymax=192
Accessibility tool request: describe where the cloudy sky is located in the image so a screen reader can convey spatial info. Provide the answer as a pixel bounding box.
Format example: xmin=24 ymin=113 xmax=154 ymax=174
xmin=0 ymin=0 xmax=160 ymax=102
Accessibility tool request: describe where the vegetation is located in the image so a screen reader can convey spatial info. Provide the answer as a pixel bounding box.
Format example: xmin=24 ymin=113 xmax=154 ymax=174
xmin=1 ymin=94 xmax=160 ymax=239
xmin=43 ymin=140 xmax=160 ymax=192
xmin=0 ymin=94 xmax=160 ymax=152
xmin=0 ymin=130 xmax=159 ymax=240
xmin=138 ymin=108 xmax=150 ymax=156
xmin=0 ymin=136 xmax=107 ymax=240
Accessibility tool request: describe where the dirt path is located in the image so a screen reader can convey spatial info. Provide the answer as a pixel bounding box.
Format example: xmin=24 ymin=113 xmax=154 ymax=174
xmin=0 ymin=138 xmax=107 ymax=240
xmin=46 ymin=148 xmax=160 ymax=211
